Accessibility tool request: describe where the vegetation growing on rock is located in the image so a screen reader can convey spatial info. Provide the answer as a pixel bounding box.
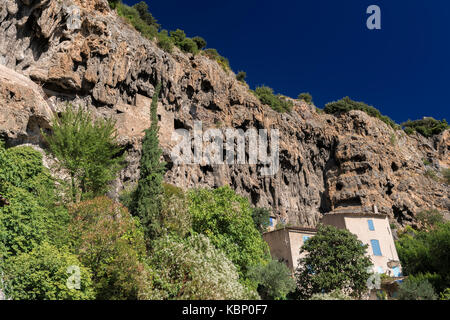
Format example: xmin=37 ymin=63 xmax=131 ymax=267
xmin=401 ymin=117 xmax=449 ymax=138
xmin=324 ymin=96 xmax=397 ymax=129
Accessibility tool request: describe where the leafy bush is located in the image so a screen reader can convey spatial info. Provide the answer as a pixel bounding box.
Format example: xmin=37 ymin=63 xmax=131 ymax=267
xmin=416 ymin=209 xmax=444 ymax=229
xmin=157 ymin=30 xmax=174 ymax=53
xmin=324 ymin=96 xmax=397 ymax=129
xmin=2 ymin=242 xmax=95 ymax=300
xmin=396 ymin=223 xmax=450 ymax=294
xmin=116 ymin=2 xmax=158 ymax=40
xmin=401 ymin=117 xmax=449 ymax=138
xmin=192 ymin=36 xmax=207 ymax=50
xmin=397 ymin=278 xmax=437 ymax=300
xmin=43 ymin=104 xmax=124 ymax=202
xmin=169 ymin=29 xmax=199 ymax=55
xmin=236 ymin=71 xmax=247 ymax=83
xmin=188 ymin=186 xmax=270 ymax=285
xmin=159 ymin=183 xmax=192 ymax=238
xmin=298 ymin=92 xmax=313 ymax=104
xmin=0 ymin=145 xmax=70 ymax=258
xmin=253 ymin=86 xmax=293 ymax=113
xmin=149 ymin=234 xmax=258 ymax=299
xmin=295 ymin=225 xmax=373 ymax=299
xmin=203 ymin=48 xmax=231 ymax=72
xmin=247 ymin=260 xmax=296 ymax=300
xmin=251 ymin=207 xmax=271 ymax=234
xmin=132 ymin=1 xmax=160 ymax=30
xmin=68 ymin=197 xmax=151 ymax=300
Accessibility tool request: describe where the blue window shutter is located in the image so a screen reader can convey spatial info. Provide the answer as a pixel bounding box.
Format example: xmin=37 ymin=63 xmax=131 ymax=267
xmin=303 ymin=235 xmax=310 ymax=243
xmin=368 ymin=219 xmax=375 ymax=231
xmin=371 ymin=240 xmax=382 ymax=256
xmin=269 ymin=217 xmax=273 ymax=227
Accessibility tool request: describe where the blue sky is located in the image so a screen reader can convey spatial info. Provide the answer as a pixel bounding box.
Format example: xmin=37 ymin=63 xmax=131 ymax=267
xmin=123 ymin=0 xmax=449 ymax=124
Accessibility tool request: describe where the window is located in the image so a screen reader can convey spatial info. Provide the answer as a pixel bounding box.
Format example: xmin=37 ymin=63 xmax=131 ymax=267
xmin=392 ymin=266 xmax=402 ymax=277
xmin=370 ymin=239 xmax=382 ymax=256
xmin=302 ymin=235 xmax=311 ymax=243
xmin=269 ymin=217 xmax=274 ymax=227
xmin=368 ymin=219 xmax=375 ymax=231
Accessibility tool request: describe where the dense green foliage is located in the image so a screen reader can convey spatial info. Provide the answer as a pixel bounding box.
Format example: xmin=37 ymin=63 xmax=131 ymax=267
xmin=192 ymin=36 xmax=207 ymax=50
xmin=324 ymin=96 xmax=397 ymax=129
xmin=133 ymin=1 xmax=159 ymax=29
xmin=294 ymin=225 xmax=373 ymax=299
xmin=43 ymin=105 xmax=123 ymax=202
xmin=298 ymin=92 xmax=313 ymax=104
xmin=149 ymin=234 xmax=258 ymax=299
xmin=251 ymin=207 xmax=271 ymax=234
xmin=247 ymin=260 xmax=296 ymax=300
xmin=396 ymin=223 xmax=450 ymax=295
xmin=401 ymin=117 xmax=449 ymax=137
xmin=188 ymin=186 xmax=270 ymax=285
xmin=116 ymin=2 xmax=158 ymax=40
xmin=2 ymin=242 xmax=95 ymax=300
xmin=236 ymin=71 xmax=247 ymax=83
xmin=397 ymin=277 xmax=437 ymax=300
xmin=132 ymin=83 xmax=165 ymax=243
xmin=0 ymin=144 xmax=69 ymax=258
xmin=68 ymin=197 xmax=152 ymax=300
xmin=169 ymin=29 xmax=199 ymax=55
xmin=253 ymin=86 xmax=293 ymax=113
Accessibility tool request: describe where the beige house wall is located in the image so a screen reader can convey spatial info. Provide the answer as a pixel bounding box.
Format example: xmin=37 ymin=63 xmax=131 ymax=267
xmin=343 ymin=215 xmax=400 ymax=275
xmin=288 ymin=230 xmax=316 ymax=271
xmin=263 ymin=229 xmax=293 ymax=269
xmin=323 ymin=214 xmax=401 ymax=276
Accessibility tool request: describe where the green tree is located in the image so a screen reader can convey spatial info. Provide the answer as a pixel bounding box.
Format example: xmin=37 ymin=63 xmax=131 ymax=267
xmin=43 ymin=104 xmax=124 ymax=202
xmin=0 ymin=145 xmax=70 ymax=258
xmin=294 ymin=225 xmax=373 ymax=299
xmin=149 ymin=234 xmax=258 ymax=300
xmin=397 ymin=277 xmax=437 ymax=300
xmin=253 ymin=86 xmax=293 ymax=113
xmin=2 ymin=242 xmax=95 ymax=300
xmin=324 ymin=96 xmax=397 ymax=129
xmin=401 ymin=117 xmax=449 ymax=138
xmin=68 ymin=197 xmax=154 ymax=300
xmin=132 ymin=83 xmax=166 ymax=242
xmin=247 ymin=260 xmax=296 ymax=300
xmin=251 ymin=207 xmax=271 ymax=234
xmin=192 ymin=36 xmax=207 ymax=50
xmin=298 ymin=92 xmax=313 ymax=104
xmin=188 ymin=186 xmax=270 ymax=286
xmin=236 ymin=71 xmax=247 ymax=83
xmin=133 ymin=1 xmax=160 ymax=29
xmin=170 ymin=29 xmax=186 ymax=47
xmin=157 ymin=29 xmax=174 ymax=53
xmin=396 ymin=223 xmax=450 ymax=294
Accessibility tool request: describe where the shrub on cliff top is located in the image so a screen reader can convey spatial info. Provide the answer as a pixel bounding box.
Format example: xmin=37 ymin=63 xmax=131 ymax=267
xmin=203 ymin=48 xmax=231 ymax=72
xmin=324 ymin=96 xmax=397 ymax=129
xmin=253 ymin=86 xmax=293 ymax=113
xmin=401 ymin=117 xmax=449 ymax=138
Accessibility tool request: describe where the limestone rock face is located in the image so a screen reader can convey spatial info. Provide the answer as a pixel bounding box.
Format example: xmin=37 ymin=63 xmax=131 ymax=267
xmin=0 ymin=0 xmax=448 ymax=227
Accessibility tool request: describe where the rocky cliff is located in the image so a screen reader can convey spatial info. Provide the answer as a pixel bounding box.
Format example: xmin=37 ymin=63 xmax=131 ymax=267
xmin=1 ymin=0 xmax=449 ymax=228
